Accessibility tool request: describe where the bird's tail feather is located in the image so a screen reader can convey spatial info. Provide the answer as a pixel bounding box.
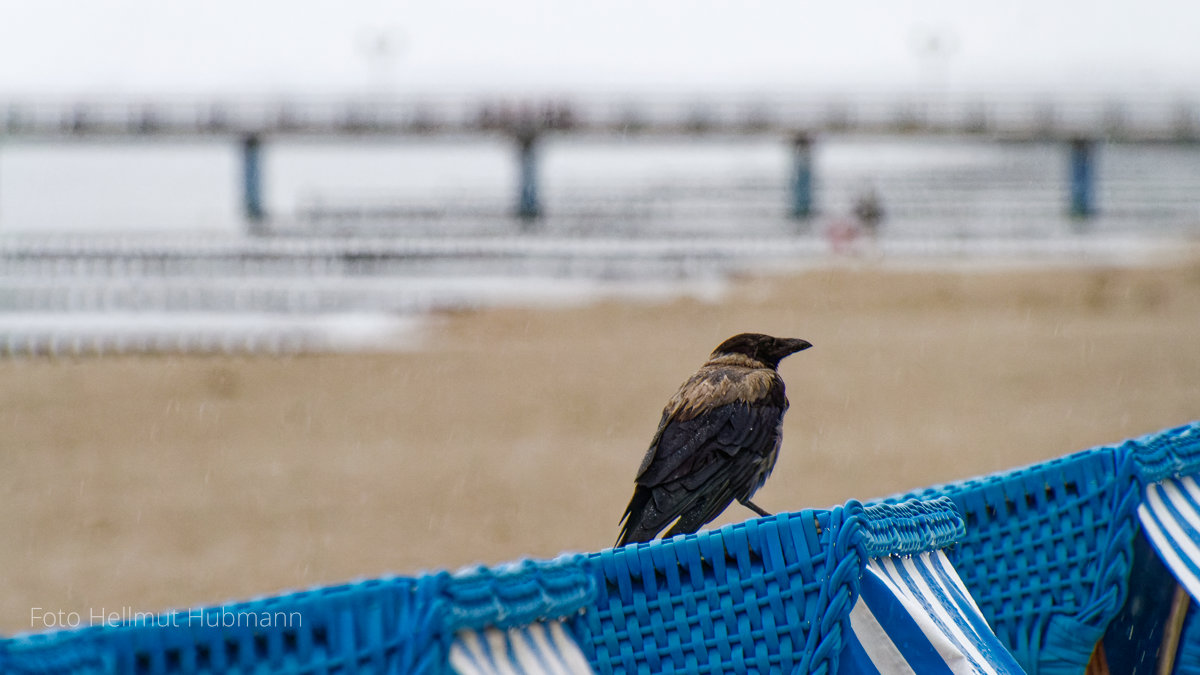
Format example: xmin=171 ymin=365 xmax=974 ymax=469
xmin=615 ymin=486 xmax=656 ymax=547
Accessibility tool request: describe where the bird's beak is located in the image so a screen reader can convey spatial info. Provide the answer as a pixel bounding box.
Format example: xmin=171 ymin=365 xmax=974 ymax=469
xmin=782 ymin=338 xmax=813 ymax=355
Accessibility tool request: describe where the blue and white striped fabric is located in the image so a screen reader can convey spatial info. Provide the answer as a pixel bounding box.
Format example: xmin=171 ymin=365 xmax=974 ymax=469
xmin=1138 ymin=475 xmax=1200 ymax=602
xmin=841 ymin=551 xmax=1026 ymax=675
xmin=449 ymin=620 xmax=595 ymax=675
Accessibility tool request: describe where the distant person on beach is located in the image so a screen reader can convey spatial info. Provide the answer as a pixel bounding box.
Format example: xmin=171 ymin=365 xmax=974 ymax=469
xmin=853 ymin=186 xmax=885 ymax=239
xmin=826 ymin=185 xmax=886 ymax=255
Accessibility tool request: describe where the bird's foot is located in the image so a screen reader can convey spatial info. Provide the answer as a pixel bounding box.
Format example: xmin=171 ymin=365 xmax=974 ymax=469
xmin=740 ymin=499 xmax=772 ymax=518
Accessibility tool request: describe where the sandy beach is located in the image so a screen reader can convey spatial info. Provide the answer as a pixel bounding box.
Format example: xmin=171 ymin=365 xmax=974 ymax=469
xmin=3 ymin=253 xmax=1200 ymax=634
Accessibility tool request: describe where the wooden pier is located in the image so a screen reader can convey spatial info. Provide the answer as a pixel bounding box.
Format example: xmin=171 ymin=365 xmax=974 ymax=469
xmin=2 ymin=92 xmax=1198 ymax=228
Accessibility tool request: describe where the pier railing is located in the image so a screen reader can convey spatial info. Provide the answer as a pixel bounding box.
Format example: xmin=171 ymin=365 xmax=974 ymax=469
xmin=2 ymin=92 xmax=1197 ymax=140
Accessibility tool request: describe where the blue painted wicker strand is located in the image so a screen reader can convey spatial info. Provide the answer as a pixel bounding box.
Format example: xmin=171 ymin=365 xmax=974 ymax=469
xmin=804 ymin=505 xmax=865 ymax=675
xmin=1127 ymin=421 xmax=1200 ymax=486
xmin=860 ymin=496 xmax=965 ymax=558
xmin=439 ymin=556 xmax=598 ymax=633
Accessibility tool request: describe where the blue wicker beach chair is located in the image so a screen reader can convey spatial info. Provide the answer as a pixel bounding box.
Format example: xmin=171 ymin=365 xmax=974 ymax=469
xmin=0 ymin=496 xmax=1021 ymax=674
xmin=887 ymin=421 xmax=1200 ymax=675
xmin=1110 ymin=422 xmax=1200 ymax=675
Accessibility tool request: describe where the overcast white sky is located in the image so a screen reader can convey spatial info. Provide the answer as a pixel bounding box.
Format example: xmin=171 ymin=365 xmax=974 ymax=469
xmin=1 ymin=0 xmax=1198 ymax=95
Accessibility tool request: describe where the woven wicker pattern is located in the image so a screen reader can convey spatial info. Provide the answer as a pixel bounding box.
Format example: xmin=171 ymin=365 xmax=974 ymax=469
xmin=1 ymin=497 xmax=964 ymax=674
xmin=860 ymin=496 xmax=964 ymax=558
xmin=892 ymin=447 xmax=1138 ymax=675
xmin=569 ymin=498 xmax=963 ymax=675
xmin=573 ymin=509 xmax=859 ymax=675
xmin=885 ymin=422 xmax=1200 ymax=675
xmin=0 ymin=559 xmax=596 ymax=675
xmin=1127 ymin=422 xmax=1200 ymax=486
xmin=440 ymin=557 xmax=597 ymax=633
xmin=1 ymin=577 xmax=444 ymax=674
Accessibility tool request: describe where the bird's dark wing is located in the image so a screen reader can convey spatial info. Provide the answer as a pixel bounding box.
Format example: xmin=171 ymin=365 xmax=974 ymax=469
xmin=634 ymin=404 xmax=738 ymax=485
xmin=638 ymin=381 xmax=785 ymax=487
xmin=617 ymin=397 xmax=785 ymax=545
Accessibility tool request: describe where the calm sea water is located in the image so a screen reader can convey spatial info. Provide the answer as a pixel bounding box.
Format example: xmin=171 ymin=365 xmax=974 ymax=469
xmin=2 ymin=136 xmax=1198 ymax=237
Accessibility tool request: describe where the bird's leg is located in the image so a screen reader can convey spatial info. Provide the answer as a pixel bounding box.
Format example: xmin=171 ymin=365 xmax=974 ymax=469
xmin=740 ymin=498 xmax=772 ymax=518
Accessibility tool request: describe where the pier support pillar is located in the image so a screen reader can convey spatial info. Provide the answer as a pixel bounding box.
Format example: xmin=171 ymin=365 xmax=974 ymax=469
xmin=789 ymin=134 xmax=814 ymax=220
xmin=516 ymin=132 xmax=541 ymax=221
xmin=242 ymin=134 xmax=265 ymax=233
xmin=1069 ymin=137 xmax=1096 ymax=220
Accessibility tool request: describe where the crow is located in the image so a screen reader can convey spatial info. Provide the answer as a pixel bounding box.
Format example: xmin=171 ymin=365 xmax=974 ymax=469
xmin=616 ymin=333 xmax=812 ymax=546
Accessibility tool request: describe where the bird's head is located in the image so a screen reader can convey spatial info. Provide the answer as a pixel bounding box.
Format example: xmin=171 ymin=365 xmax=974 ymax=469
xmin=712 ymin=333 xmax=812 ymax=369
